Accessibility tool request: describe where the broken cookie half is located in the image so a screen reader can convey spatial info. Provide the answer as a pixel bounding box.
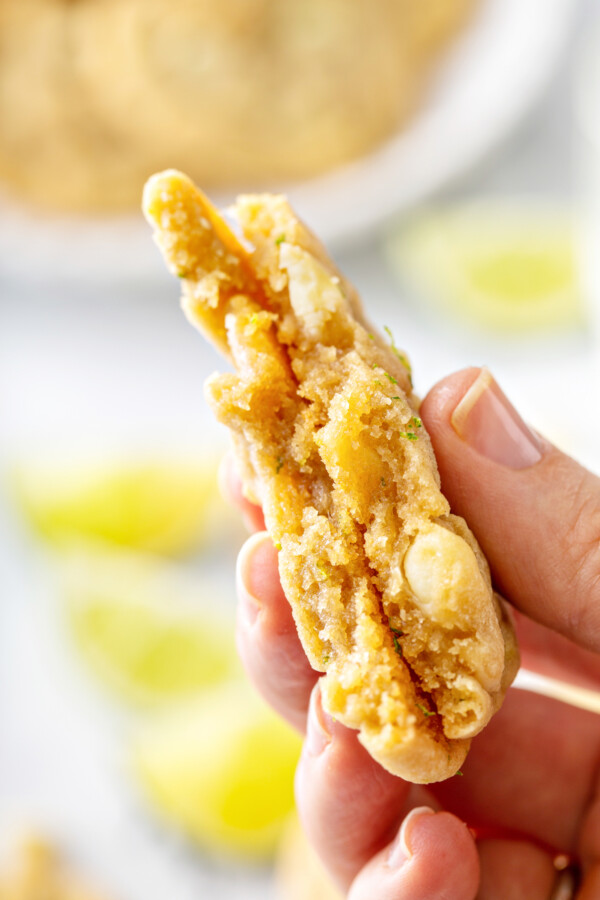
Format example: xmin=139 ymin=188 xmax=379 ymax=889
xmin=143 ymin=170 xmax=519 ymax=784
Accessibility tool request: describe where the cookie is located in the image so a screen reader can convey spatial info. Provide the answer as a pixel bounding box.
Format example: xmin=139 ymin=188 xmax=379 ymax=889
xmin=0 ymin=0 xmax=474 ymax=210
xmin=0 ymin=1 xmax=138 ymax=210
xmin=0 ymin=838 xmax=111 ymax=900
xmin=143 ymin=170 xmax=519 ymax=783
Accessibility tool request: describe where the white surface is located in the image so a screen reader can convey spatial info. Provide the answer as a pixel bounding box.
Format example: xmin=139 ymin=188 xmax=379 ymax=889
xmin=289 ymin=0 xmax=577 ymax=244
xmin=1 ymin=3 xmax=599 ymax=897
xmin=574 ymin=21 xmax=600 ymax=347
xmin=0 ymin=0 xmax=577 ymax=287
xmin=0 ymin=498 xmax=274 ymax=900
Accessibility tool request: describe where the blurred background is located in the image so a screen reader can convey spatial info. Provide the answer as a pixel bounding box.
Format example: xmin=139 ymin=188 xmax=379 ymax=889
xmin=1 ymin=0 xmax=599 ymax=897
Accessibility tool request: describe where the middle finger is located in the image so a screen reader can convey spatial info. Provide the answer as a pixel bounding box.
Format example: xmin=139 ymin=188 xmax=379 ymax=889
xmin=236 ymin=530 xmax=317 ymax=732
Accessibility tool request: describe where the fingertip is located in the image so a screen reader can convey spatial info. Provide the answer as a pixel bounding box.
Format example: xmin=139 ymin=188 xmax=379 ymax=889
xmin=399 ymin=810 xmax=477 ymax=874
xmin=386 ymin=806 xmax=435 ymax=868
xmin=235 ymin=532 xmax=317 ymax=732
xmin=295 ymin=685 xmax=410 ymax=891
xmin=236 ymin=530 xmax=283 ymax=614
xmin=218 ymin=451 xmax=266 ymax=531
xmin=420 ymin=367 xmax=481 ymax=434
xmin=349 ymin=809 xmax=479 ymax=900
xmin=422 ymin=365 xmax=547 ymax=472
xmin=303 ymin=680 xmax=347 ymax=758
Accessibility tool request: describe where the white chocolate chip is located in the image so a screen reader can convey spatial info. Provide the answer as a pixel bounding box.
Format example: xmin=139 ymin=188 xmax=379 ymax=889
xmin=404 ymin=524 xmax=503 ymax=692
xmin=279 ymin=244 xmax=347 ymax=338
xmin=404 ymin=524 xmax=486 ymax=626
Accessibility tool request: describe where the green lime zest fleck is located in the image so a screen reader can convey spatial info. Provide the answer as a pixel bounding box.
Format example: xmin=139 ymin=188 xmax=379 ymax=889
xmin=316 ymin=560 xmax=331 ymax=579
xmin=456 ymin=769 xmax=464 ymax=777
xmin=400 ymin=431 xmax=418 ymax=441
xmin=410 ymin=416 xmax=422 ymax=428
xmin=322 ymin=653 xmax=330 ymax=665
xmin=416 ymin=702 xmax=435 ymax=718
xmin=275 ymin=456 xmax=284 ymax=474
xmin=391 ymin=396 xmax=401 ymax=400
xmin=372 ymin=364 xmax=399 ymax=387
xmin=383 ymin=325 xmax=412 ymax=376
xmin=177 ymin=270 xmax=187 ymax=279
xmin=275 ymin=234 xmax=286 ymax=246
xmin=391 ymin=627 xmax=403 ymax=658
xmin=399 ymin=355 xmax=412 ymax=378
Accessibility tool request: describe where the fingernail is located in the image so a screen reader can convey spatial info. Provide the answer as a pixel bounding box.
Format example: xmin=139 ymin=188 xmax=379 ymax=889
xmin=236 ymin=532 xmax=268 ymax=625
xmin=451 ymin=368 xmax=544 ymax=469
xmin=305 ymin=683 xmax=333 ymax=757
xmin=387 ymin=807 xmax=435 ymax=869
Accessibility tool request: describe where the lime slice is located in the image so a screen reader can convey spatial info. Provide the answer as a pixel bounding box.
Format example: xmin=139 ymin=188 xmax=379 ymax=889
xmin=385 ymin=203 xmax=583 ymax=332
xmin=60 ymin=545 xmax=238 ymax=706
xmin=12 ymin=458 xmax=223 ymax=556
xmin=131 ymin=681 xmax=302 ymax=861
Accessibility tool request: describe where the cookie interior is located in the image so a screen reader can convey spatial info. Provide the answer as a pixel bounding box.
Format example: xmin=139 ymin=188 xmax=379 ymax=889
xmin=144 ymin=171 xmax=519 ymax=782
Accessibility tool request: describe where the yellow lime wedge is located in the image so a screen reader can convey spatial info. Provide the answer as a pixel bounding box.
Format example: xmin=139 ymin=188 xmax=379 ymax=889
xmin=131 ymin=680 xmax=302 ymax=861
xmin=60 ymin=545 xmax=238 ymax=706
xmin=385 ymin=203 xmax=583 ymax=333
xmin=12 ymin=458 xmax=223 ymax=556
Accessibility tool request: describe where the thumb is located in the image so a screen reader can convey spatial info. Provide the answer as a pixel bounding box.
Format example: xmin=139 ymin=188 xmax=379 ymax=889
xmin=347 ymin=808 xmax=479 ymax=900
xmin=420 ymin=367 xmax=600 ymax=654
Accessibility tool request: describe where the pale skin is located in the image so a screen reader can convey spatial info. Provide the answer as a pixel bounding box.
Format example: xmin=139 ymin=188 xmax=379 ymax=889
xmin=221 ymin=367 xmax=600 ymax=899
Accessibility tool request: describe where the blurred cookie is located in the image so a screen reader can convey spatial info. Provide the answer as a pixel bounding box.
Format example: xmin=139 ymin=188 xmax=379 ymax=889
xmin=405 ymin=0 xmax=478 ymax=55
xmin=0 ymin=837 xmax=111 ymax=900
xmin=143 ymin=171 xmax=519 ymax=783
xmin=0 ymin=0 xmax=475 ymax=210
xmin=69 ymin=0 xmax=417 ymax=185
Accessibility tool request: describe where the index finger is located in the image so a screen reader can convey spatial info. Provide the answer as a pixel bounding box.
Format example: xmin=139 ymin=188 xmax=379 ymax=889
xmin=218 ymin=451 xmax=266 ymax=532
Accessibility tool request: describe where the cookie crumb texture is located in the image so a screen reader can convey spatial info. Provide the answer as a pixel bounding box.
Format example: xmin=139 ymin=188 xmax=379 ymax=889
xmin=144 ymin=170 xmax=519 ymax=783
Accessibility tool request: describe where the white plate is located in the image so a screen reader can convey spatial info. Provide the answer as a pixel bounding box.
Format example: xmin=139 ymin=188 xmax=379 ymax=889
xmin=0 ymin=0 xmax=577 ymax=287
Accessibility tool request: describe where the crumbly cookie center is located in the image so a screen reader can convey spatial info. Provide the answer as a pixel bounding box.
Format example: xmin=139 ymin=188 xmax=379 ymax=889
xmin=201 ymin=231 xmax=501 ymax=743
xmin=143 ymin=171 xmax=518 ymax=782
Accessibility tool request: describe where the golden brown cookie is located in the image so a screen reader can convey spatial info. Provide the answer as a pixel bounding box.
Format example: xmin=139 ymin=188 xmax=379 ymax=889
xmin=143 ymin=170 xmax=519 ymax=783
xmin=0 ymin=0 xmax=475 ymax=211
xmin=69 ymin=0 xmax=418 ymax=186
xmin=0 ymin=838 xmax=111 ymax=900
xmin=0 ymin=0 xmax=139 ymax=211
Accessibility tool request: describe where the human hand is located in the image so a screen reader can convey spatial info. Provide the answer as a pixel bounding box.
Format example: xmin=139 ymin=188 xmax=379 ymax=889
xmin=222 ymin=367 xmax=600 ymax=899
